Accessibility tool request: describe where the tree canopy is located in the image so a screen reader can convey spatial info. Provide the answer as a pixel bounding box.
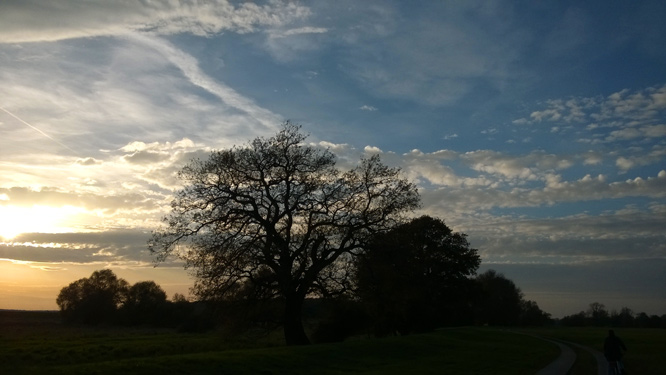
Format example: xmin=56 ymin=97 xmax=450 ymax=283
xmin=469 ymin=270 xmax=552 ymax=327
xmin=56 ymin=269 xmax=129 ymax=324
xmin=123 ymin=280 xmax=168 ymax=325
xmin=355 ymin=216 xmax=481 ymax=335
xmin=149 ymin=123 xmax=420 ymax=345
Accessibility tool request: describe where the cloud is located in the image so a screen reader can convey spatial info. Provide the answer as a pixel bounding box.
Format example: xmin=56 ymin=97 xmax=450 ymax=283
xmin=262 ymin=25 xmax=329 ymax=62
xmin=363 ymin=145 xmax=382 ymax=154
xmin=359 ymin=105 xmax=378 ymax=111
xmin=329 ymin=145 xmax=665 ymax=214
xmin=461 ymin=150 xmax=574 ymax=181
xmin=0 ymin=0 xmax=312 ymax=43
xmin=519 ymin=84 xmax=666 ymax=127
xmin=122 ymin=151 xmax=170 ymax=165
xmin=0 ymin=229 xmax=156 ymax=265
xmin=0 ymin=187 xmax=161 ymax=215
xmin=606 ymin=124 xmax=666 ymax=141
xmin=531 ymin=108 xmax=563 ymax=122
xmin=582 ymin=151 xmax=603 ymax=165
xmin=0 ymin=32 xmax=292 ymax=187
xmin=127 ymin=33 xmax=282 ymax=132
xmin=468 ymin=207 xmax=666 ymax=273
xmin=272 ymin=26 xmax=328 ymax=38
xmin=75 ymin=157 xmax=102 ymax=166
xmin=615 ymin=146 xmax=666 ymax=171
xmin=322 ymin=2 xmax=529 ymax=106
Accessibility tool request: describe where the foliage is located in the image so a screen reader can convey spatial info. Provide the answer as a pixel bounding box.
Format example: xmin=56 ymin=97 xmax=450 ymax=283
xmin=121 ymin=281 xmax=168 ymax=325
xmin=519 ymin=299 xmax=552 ymax=326
xmin=474 ymin=270 xmax=523 ymax=325
xmin=149 ymin=122 xmax=420 ymax=345
xmin=355 ymin=216 xmax=480 ymax=336
xmin=474 ymin=269 xmax=550 ymax=326
xmin=56 ymin=269 xmax=130 ymax=325
xmin=55 ymin=270 xmax=212 ymax=330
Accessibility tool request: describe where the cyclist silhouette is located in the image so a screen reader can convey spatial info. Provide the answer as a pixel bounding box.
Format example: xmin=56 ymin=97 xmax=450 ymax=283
xmin=604 ymin=329 xmax=627 ymax=374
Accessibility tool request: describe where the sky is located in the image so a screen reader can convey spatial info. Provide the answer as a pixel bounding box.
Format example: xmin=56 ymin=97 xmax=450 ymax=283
xmin=0 ymin=0 xmax=664 ymax=318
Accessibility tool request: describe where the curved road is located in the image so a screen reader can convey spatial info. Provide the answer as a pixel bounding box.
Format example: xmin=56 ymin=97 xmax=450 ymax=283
xmin=534 ymin=335 xmax=607 ymax=375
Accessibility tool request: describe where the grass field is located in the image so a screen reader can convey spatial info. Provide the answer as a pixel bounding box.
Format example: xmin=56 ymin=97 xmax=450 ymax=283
xmin=520 ymin=327 xmax=666 ymax=374
xmin=1 ymin=310 xmax=558 ymax=375
xmin=3 ymin=310 xmax=664 ymax=374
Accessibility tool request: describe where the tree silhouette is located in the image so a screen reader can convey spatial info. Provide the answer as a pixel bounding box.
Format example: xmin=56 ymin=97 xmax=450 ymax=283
xmin=355 ymin=216 xmax=480 ymax=335
xmin=56 ymin=269 xmax=129 ymax=324
xmin=122 ymin=280 xmax=168 ymax=325
xmin=587 ymin=302 xmax=609 ymax=326
xmin=149 ymin=123 xmax=420 ymax=345
xmin=519 ymin=299 xmax=552 ymax=326
xmin=474 ymin=270 xmax=523 ymax=326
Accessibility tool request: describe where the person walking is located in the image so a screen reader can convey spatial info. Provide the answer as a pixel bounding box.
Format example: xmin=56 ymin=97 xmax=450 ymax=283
xmin=604 ymin=329 xmax=627 ymax=374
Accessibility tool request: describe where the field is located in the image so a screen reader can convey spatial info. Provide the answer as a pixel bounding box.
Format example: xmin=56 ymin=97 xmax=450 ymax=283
xmin=2 ymin=310 xmax=664 ymax=374
xmin=2 ymin=310 xmax=555 ymax=374
xmin=520 ymin=327 xmax=666 ymax=374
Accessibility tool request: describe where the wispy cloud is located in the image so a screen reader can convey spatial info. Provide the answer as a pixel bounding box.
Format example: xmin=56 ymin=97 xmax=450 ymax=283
xmin=0 ymin=0 xmax=312 ymax=43
xmin=0 ymin=106 xmax=79 ymax=155
xmin=516 ymin=84 xmax=666 ymax=129
xmin=271 ymin=26 xmax=328 ymax=38
xmin=127 ymin=33 xmax=281 ymax=132
xmin=326 ymin=2 xmax=528 ymax=106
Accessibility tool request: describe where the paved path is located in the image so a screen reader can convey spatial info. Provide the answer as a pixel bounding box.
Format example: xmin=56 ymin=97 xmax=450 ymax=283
xmin=533 ymin=335 xmax=607 ymax=375
xmin=564 ymin=340 xmax=607 ymax=375
xmin=535 ymin=337 xmax=576 ymax=375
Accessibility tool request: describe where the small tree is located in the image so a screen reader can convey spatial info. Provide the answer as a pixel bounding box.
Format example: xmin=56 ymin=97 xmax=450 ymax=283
xmin=355 ymin=216 xmax=480 ymax=335
xmin=56 ymin=269 xmax=129 ymax=324
xmin=474 ymin=270 xmax=523 ymax=326
xmin=123 ymin=281 xmax=168 ymax=325
xmin=587 ymin=302 xmax=609 ymax=326
xmin=519 ymin=299 xmax=551 ymax=326
xmin=150 ymin=123 xmax=420 ymax=345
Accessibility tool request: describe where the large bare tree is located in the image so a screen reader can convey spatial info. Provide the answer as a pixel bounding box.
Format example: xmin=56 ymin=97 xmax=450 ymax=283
xmin=150 ymin=123 xmax=420 ymax=345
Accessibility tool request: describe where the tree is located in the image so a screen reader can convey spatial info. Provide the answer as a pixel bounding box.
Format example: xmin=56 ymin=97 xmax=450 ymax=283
xmin=149 ymin=123 xmax=420 ymax=345
xmin=474 ymin=270 xmax=523 ymax=326
xmin=610 ymin=307 xmax=634 ymax=327
xmin=122 ymin=281 xmax=168 ymax=325
xmin=355 ymin=216 xmax=480 ymax=335
xmin=56 ymin=269 xmax=129 ymax=324
xmin=519 ymin=299 xmax=552 ymax=326
xmin=587 ymin=302 xmax=609 ymax=326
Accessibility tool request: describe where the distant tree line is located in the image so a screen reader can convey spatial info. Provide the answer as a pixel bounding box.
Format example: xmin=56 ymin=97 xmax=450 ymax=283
xmin=560 ymin=302 xmax=666 ymax=329
xmin=56 ymin=269 xmax=213 ymax=331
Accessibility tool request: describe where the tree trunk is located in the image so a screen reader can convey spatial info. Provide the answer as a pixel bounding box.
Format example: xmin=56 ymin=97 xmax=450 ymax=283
xmin=283 ymin=293 xmax=310 ymax=345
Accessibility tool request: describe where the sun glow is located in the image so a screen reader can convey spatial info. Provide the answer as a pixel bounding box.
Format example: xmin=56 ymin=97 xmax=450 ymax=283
xmin=0 ymin=205 xmax=86 ymax=239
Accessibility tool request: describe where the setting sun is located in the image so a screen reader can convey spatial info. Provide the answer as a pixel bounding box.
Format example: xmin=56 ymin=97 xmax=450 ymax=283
xmin=0 ymin=205 xmax=85 ymax=239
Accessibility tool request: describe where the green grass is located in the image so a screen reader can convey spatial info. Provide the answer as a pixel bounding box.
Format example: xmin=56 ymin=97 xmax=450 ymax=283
xmin=1 ymin=311 xmax=558 ymax=375
xmin=520 ymin=327 xmax=666 ymax=374
xmin=34 ymin=329 xmax=556 ymax=375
